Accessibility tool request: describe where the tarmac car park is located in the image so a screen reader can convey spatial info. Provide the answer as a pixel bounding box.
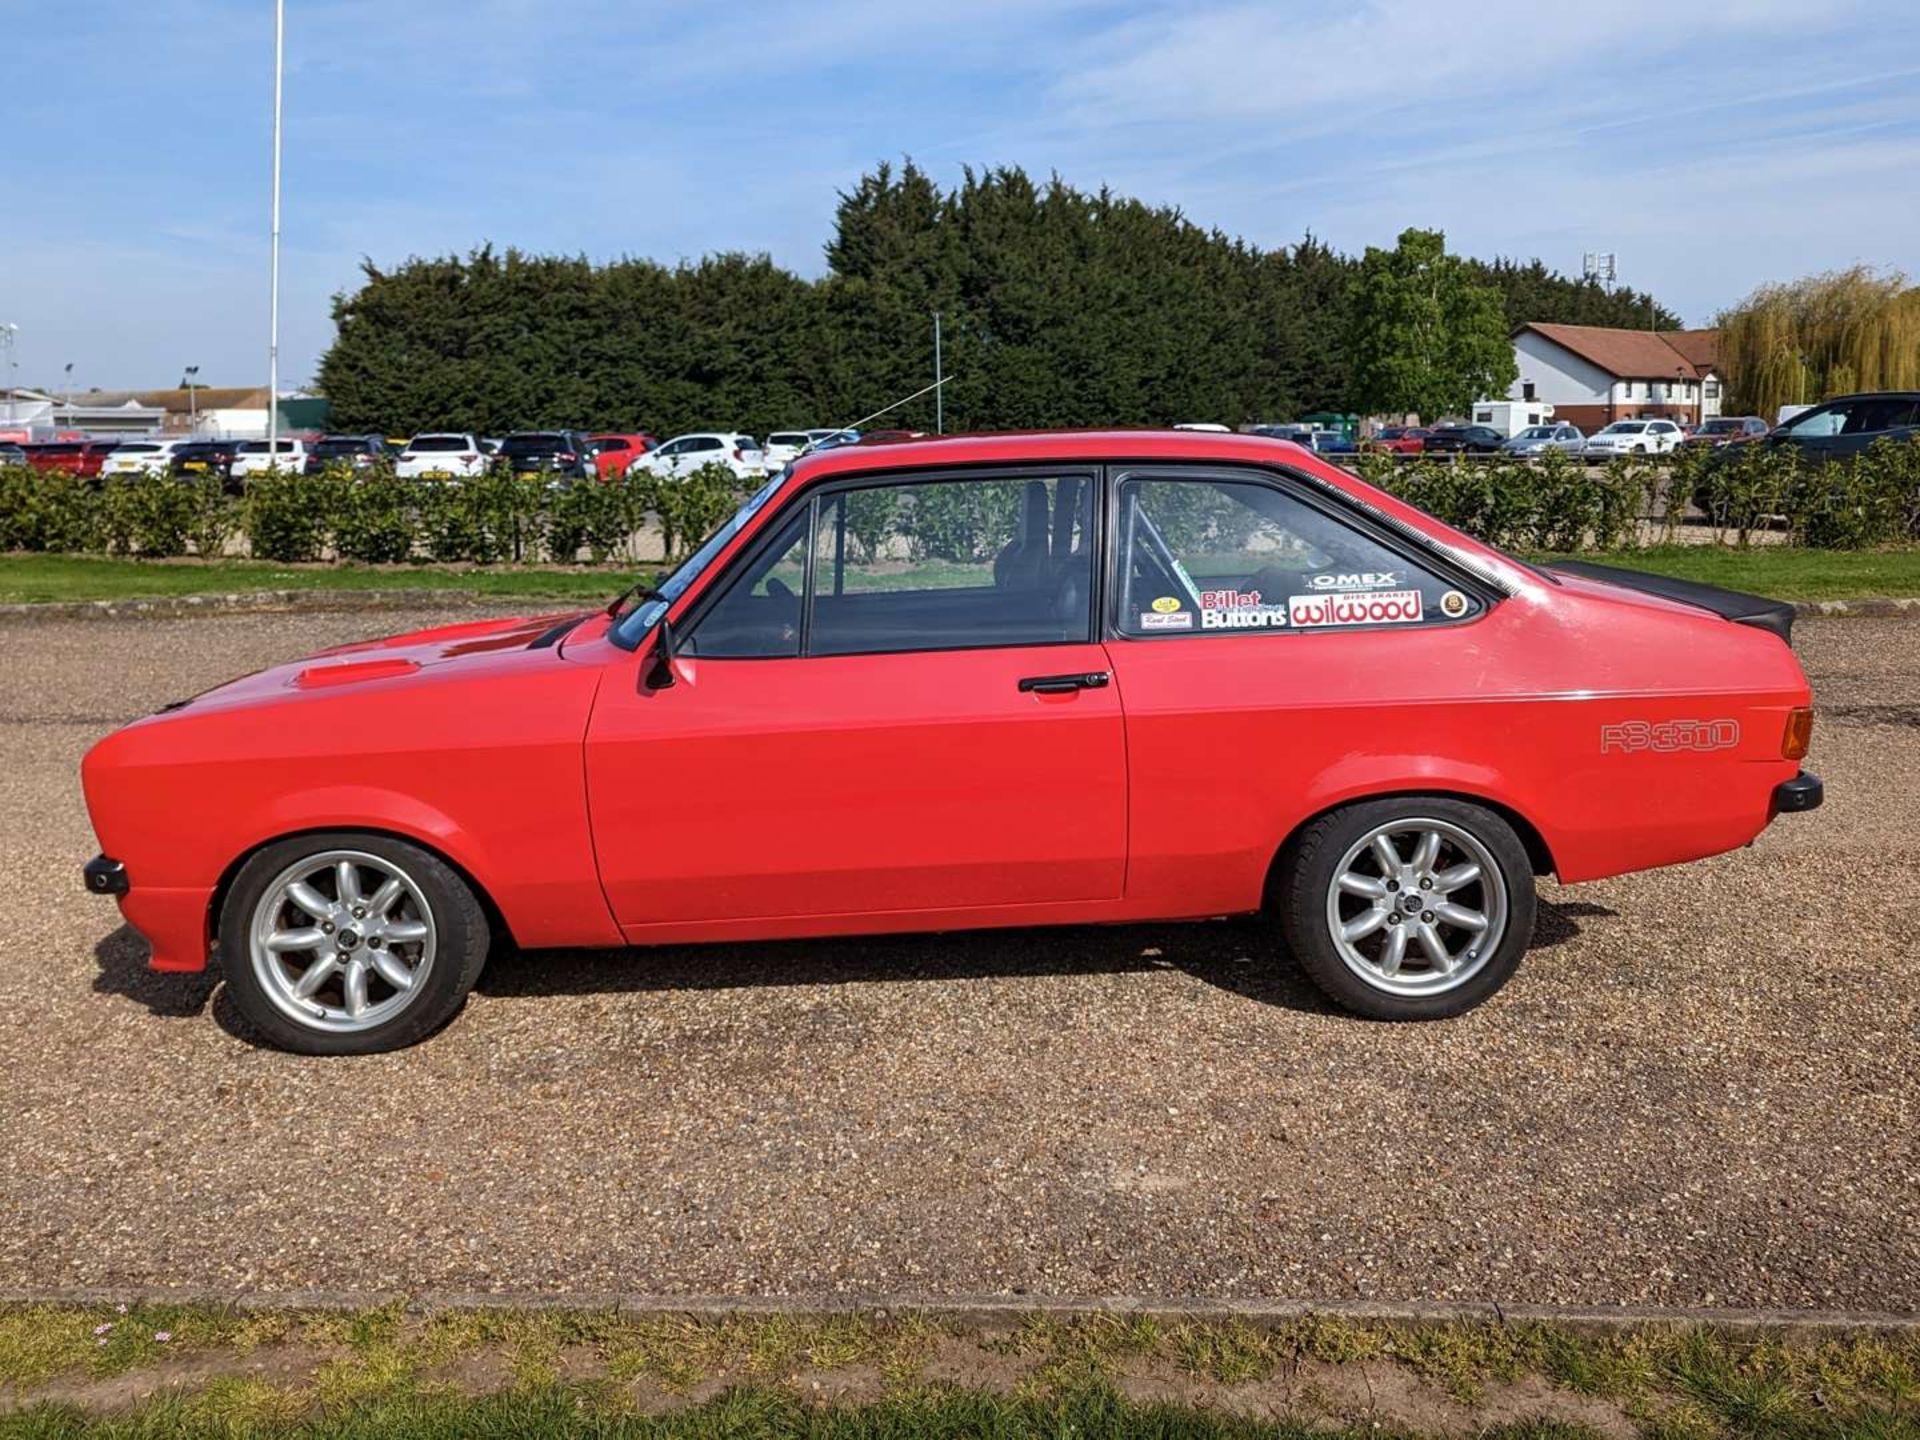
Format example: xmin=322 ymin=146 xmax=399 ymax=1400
xmin=81 ymin=429 xmax=1820 ymax=1055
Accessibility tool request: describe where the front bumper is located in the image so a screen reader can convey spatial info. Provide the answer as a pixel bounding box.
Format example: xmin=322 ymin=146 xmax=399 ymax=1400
xmin=84 ymin=853 xmax=128 ymax=896
xmin=1770 ymin=770 xmax=1824 ymax=816
xmin=83 ymin=853 xmax=211 ymax=971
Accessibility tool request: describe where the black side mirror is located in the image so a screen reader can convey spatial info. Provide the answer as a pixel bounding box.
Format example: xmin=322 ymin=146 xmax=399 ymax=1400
xmin=643 ymin=615 xmax=678 ymax=690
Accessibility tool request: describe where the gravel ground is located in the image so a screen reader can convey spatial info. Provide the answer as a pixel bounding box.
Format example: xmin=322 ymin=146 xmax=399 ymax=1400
xmin=0 ymin=606 xmax=1913 ymax=1311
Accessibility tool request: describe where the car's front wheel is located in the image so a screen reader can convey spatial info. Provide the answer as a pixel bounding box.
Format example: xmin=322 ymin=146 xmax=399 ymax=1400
xmin=219 ymin=832 xmax=491 ymax=1054
xmin=1275 ymin=798 xmax=1536 ymax=1020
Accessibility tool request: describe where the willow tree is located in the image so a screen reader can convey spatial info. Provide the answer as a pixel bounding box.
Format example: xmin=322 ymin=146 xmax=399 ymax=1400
xmin=1719 ymin=267 xmax=1920 ymax=419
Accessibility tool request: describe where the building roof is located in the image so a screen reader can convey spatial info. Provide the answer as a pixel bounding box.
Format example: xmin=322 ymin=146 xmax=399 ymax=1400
xmin=1517 ymin=324 xmax=1720 ymax=380
xmin=52 ymin=387 xmax=270 ymax=414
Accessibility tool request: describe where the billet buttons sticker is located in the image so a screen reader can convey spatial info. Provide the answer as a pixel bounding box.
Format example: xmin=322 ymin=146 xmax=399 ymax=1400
xmin=1150 ymin=596 xmax=1182 ymax=613
xmin=1440 ymin=590 xmax=1469 ymax=617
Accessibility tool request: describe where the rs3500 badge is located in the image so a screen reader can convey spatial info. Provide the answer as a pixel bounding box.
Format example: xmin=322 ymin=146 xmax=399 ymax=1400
xmin=1600 ymin=719 xmax=1739 ymax=754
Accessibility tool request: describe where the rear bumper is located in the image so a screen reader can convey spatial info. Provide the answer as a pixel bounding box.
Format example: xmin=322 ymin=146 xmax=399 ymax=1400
xmin=1770 ymin=770 xmax=1824 ymax=816
xmin=83 ymin=853 xmax=212 ymax=972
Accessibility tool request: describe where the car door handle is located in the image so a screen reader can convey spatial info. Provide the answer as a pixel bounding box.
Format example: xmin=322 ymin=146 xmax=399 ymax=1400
xmin=1017 ymin=671 xmax=1110 ymax=694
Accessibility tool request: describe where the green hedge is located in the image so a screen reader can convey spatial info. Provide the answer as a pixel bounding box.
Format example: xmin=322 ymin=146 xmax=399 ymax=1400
xmin=1353 ymin=438 xmax=1920 ymax=552
xmin=0 ymin=462 xmax=756 ymax=566
xmin=2 ymin=442 xmax=1916 ymax=568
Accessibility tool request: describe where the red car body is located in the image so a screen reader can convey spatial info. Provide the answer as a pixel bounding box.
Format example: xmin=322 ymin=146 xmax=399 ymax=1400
xmin=82 ymin=431 xmax=1819 ymax=1044
xmin=26 ymin=439 xmax=118 ymax=476
xmin=1365 ymin=427 xmax=1429 ymax=454
xmin=587 ymin=433 xmax=658 ymax=480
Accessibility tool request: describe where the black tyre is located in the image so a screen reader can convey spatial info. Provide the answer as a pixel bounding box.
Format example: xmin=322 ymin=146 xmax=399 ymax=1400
xmin=1275 ymin=797 xmax=1536 ymax=1020
xmin=218 ymin=831 xmax=490 ymax=1054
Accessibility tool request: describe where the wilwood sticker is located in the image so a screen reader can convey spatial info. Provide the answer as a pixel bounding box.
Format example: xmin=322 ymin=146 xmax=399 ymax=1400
xmin=1288 ymin=589 xmax=1424 ymax=627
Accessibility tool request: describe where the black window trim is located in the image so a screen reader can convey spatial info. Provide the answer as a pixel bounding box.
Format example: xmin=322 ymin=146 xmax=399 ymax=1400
xmin=1101 ymin=461 xmax=1503 ymax=643
xmin=678 ymin=462 xmax=1105 ymax=662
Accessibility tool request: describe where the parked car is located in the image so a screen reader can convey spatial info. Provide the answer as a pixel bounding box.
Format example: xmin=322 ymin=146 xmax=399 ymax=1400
xmin=168 ymin=440 xmax=243 ymax=482
xmin=1311 ymin=429 xmax=1357 ymax=455
xmin=1249 ymin=424 xmax=1317 ymax=446
xmin=0 ymin=442 xmax=24 ymax=465
xmin=1422 ymin=425 xmax=1504 ymax=455
xmin=1582 ymin=419 xmax=1683 ymax=460
xmin=304 ymin=435 xmax=389 ymax=474
xmin=229 ymin=438 xmax=309 ymax=480
xmin=1363 ymin=426 xmax=1430 ymax=455
xmin=496 ymin=430 xmax=597 ymax=480
xmin=628 ymin=432 xmax=767 ymax=480
xmin=81 ymin=429 xmax=1820 ymax=1054
xmin=586 ymin=433 xmax=658 ymax=481
xmin=1755 ymin=392 xmax=1920 ymax=467
xmin=98 ymin=439 xmax=185 ymax=478
xmin=764 ymin=431 xmax=817 ymax=468
xmin=1501 ymin=424 xmax=1586 ymax=458
xmin=35 ymin=439 xmax=125 ymax=477
xmin=802 ymin=429 xmax=860 ymax=453
xmin=1678 ymin=417 xmax=1768 ymax=452
xmin=395 ymin=434 xmax=489 ymax=480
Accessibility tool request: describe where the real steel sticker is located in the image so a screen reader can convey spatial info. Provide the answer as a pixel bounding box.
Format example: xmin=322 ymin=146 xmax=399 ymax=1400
xmin=1139 ymin=611 xmax=1193 ymax=630
xmin=1288 ymin=589 xmax=1424 ymax=627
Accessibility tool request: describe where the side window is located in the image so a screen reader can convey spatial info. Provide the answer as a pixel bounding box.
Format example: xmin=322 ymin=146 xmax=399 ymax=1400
xmin=808 ymin=474 xmax=1094 ymax=656
xmin=1113 ymin=473 xmax=1480 ymax=637
xmin=1843 ymin=399 xmax=1918 ymax=434
xmin=1782 ymin=406 xmax=1845 ymax=438
xmin=683 ymin=508 xmax=810 ymax=659
xmin=656 ymin=439 xmax=685 ymax=457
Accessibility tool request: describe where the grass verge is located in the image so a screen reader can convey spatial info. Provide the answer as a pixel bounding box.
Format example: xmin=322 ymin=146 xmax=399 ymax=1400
xmin=3 ymin=548 xmax=1920 ymax=607
xmin=2 ymin=1304 xmax=1917 ymax=1438
xmin=1525 ymin=546 xmax=1920 ymax=602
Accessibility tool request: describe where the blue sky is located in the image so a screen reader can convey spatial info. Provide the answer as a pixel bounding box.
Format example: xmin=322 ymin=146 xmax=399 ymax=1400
xmin=3 ymin=0 xmax=1916 ymax=390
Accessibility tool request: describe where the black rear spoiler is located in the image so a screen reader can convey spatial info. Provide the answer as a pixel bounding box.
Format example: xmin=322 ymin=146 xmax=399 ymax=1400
xmin=1550 ymin=561 xmax=1796 ymax=643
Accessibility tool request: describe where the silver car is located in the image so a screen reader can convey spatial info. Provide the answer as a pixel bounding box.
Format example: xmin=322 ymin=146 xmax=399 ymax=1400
xmin=1501 ymin=423 xmax=1585 ymax=457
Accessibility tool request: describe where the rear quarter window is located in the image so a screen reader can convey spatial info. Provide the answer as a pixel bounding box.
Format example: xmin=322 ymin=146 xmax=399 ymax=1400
xmin=1113 ymin=471 xmax=1483 ymax=637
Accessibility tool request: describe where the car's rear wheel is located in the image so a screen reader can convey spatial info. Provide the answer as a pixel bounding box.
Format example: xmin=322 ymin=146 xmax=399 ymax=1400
xmin=1276 ymin=798 xmax=1535 ymax=1020
xmin=219 ymin=832 xmax=490 ymax=1054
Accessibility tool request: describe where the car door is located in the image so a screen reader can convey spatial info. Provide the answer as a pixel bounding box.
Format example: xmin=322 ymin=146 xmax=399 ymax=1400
xmin=1098 ymin=464 xmax=1495 ymax=917
xmin=584 ymin=466 xmax=1127 ymax=937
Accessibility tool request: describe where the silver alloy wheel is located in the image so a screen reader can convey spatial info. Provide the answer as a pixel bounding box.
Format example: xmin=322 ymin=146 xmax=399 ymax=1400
xmin=1324 ymin=817 xmax=1508 ymax=997
xmin=248 ymin=849 xmax=437 ymax=1034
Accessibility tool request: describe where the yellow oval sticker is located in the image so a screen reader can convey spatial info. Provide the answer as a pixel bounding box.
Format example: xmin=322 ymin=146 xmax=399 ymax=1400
xmin=1151 ymin=596 xmax=1181 ymax=613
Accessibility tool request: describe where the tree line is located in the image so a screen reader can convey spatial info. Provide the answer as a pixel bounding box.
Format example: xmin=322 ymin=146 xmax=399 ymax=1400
xmin=1718 ymin=266 xmax=1920 ymax=420
xmin=317 ymin=162 xmax=1679 ymax=437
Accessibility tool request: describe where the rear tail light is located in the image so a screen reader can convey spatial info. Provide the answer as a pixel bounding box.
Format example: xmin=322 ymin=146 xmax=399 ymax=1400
xmin=559 ymin=452 xmax=577 ymax=462
xmin=1782 ymin=707 xmax=1814 ymax=760
xmin=733 ymin=448 xmax=744 ymax=460
xmin=460 ymin=453 xmax=477 ymax=463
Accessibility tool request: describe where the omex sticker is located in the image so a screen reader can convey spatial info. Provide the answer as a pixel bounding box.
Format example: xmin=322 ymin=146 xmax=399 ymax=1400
xmin=1306 ymin=571 xmax=1400 ymax=591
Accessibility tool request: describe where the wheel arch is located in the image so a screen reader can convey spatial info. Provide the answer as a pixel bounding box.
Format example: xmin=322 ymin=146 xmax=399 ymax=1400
xmin=1266 ymin=787 xmax=1557 ymax=905
xmin=207 ymin=824 xmax=516 ymax=958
